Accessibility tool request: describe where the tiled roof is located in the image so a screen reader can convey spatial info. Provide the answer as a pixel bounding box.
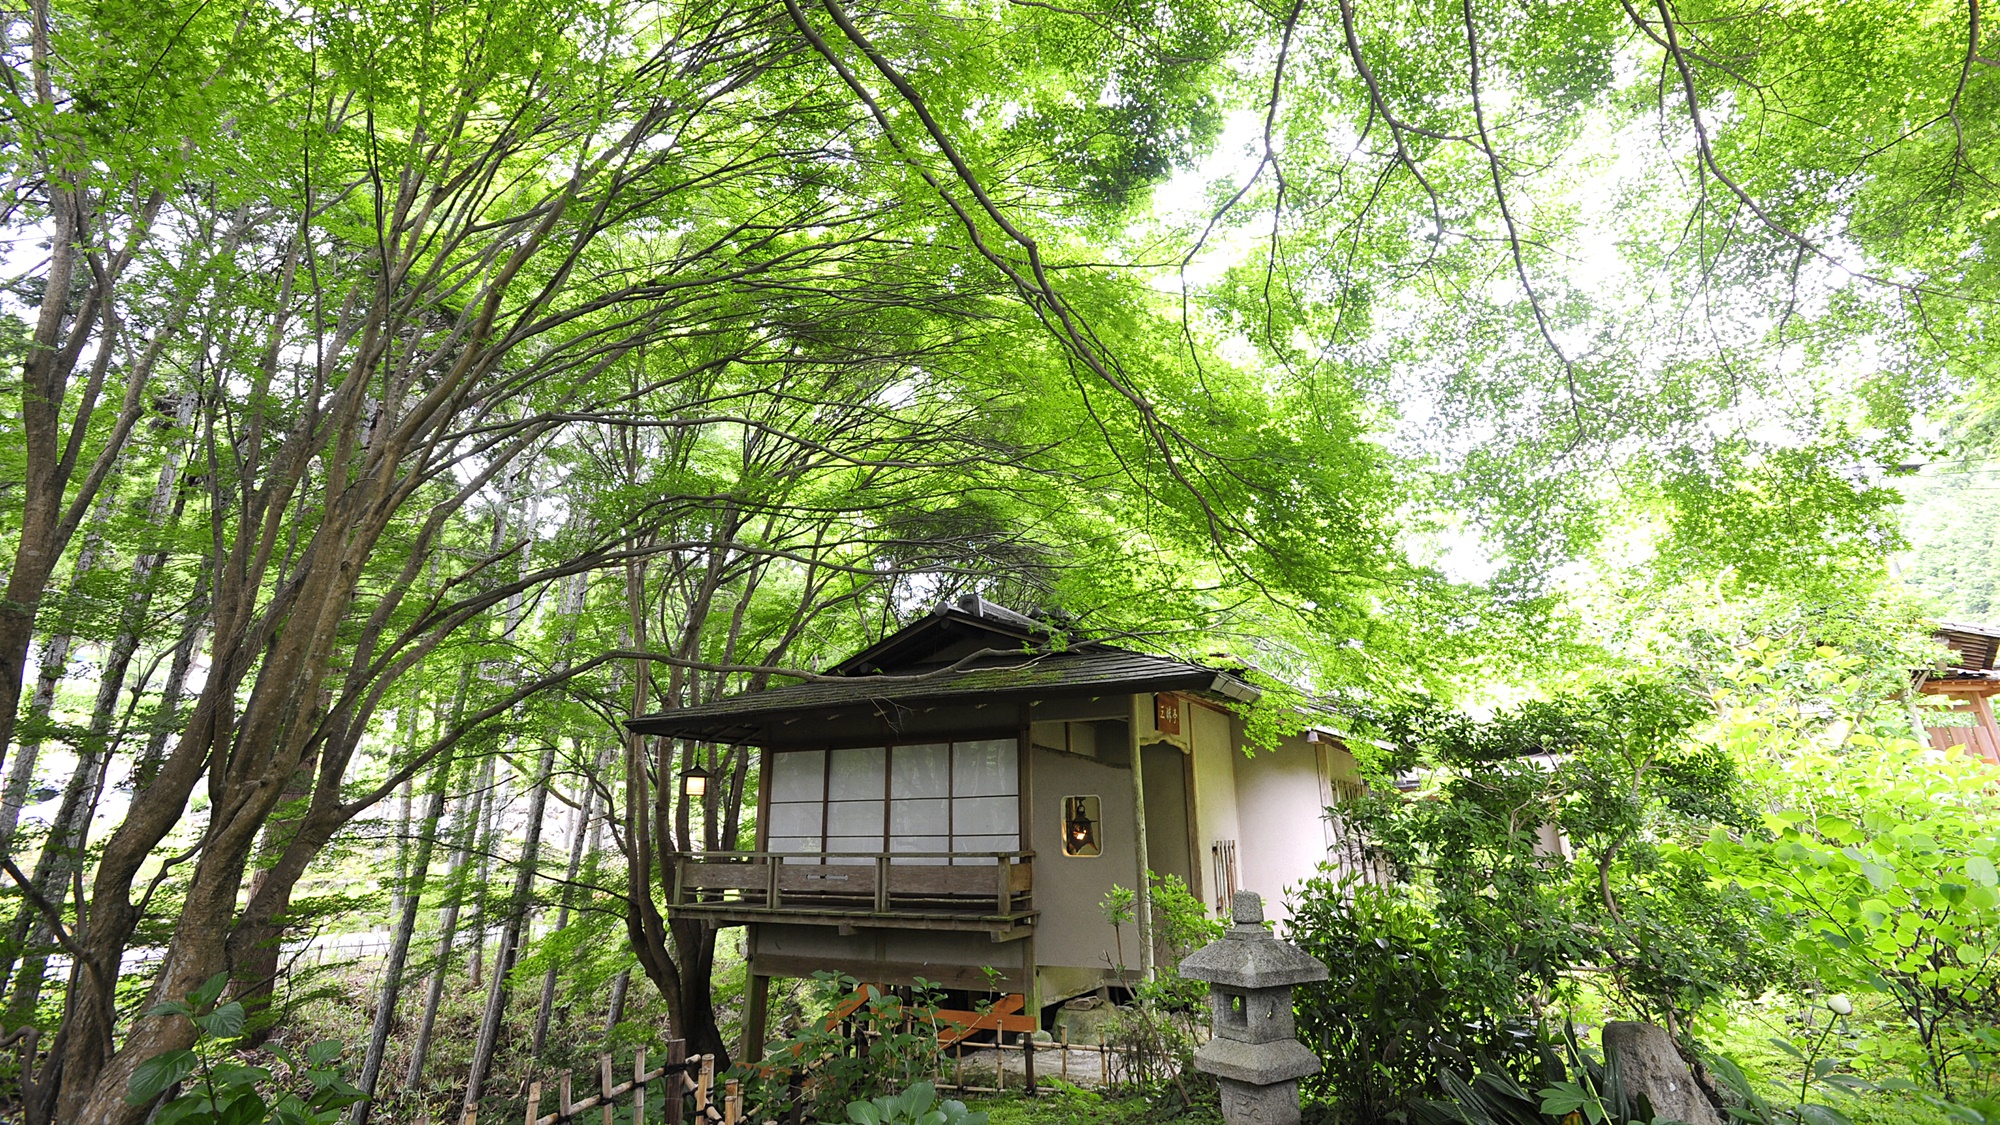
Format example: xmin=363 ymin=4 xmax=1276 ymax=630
xmin=625 ymin=648 xmax=1255 ymax=743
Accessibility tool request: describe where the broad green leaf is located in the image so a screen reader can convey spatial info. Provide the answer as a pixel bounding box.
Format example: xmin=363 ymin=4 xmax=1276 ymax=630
xmin=1969 ymin=856 xmax=1997 ymax=887
xmin=126 ymin=1048 xmax=199 ymax=1105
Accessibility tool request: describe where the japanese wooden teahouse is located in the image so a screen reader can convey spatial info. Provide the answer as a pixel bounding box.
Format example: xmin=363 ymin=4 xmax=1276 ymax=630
xmin=1921 ymin=621 xmax=2000 ymax=765
xmin=624 ymin=595 xmax=1372 ymax=1059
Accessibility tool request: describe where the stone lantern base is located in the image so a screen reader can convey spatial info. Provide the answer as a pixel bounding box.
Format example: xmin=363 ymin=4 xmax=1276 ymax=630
xmin=1218 ymin=1077 xmax=1304 ymax=1125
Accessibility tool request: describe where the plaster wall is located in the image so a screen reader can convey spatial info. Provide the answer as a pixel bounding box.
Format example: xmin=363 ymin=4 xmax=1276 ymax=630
xmin=1187 ymin=703 xmax=1242 ymax=916
xmin=1027 ymin=739 xmax=1140 ymax=982
xmin=1231 ymin=732 xmax=1335 ymax=930
xmin=1142 ymin=742 xmax=1194 ymax=888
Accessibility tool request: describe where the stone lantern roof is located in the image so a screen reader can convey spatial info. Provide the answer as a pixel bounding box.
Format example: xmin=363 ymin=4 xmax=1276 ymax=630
xmin=1181 ymin=892 xmax=1330 ymax=989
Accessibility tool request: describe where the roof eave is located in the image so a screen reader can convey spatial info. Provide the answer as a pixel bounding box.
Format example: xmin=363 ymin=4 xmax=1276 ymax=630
xmin=624 ymin=666 xmax=1249 ymax=743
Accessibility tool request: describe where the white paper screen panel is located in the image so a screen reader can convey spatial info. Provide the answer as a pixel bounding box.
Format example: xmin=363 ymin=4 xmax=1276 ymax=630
xmin=763 ymin=739 xmax=1021 ymax=862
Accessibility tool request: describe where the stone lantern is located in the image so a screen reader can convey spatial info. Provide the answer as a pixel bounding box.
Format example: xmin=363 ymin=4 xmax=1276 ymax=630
xmin=1181 ymin=890 xmax=1328 ymax=1125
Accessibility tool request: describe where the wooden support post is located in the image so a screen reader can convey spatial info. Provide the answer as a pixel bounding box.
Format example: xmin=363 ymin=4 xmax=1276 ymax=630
xmin=1022 ymin=934 xmax=1039 ymax=1094
xmin=1130 ymin=696 xmax=1156 ymax=982
xmin=698 ymin=1054 xmax=715 ymax=1118
xmin=995 ymin=856 xmax=1011 ymax=916
xmin=741 ymin=972 xmax=770 ymax=1064
xmin=559 ymin=1071 xmax=574 ymax=1117
xmin=724 ymin=1078 xmax=740 ymax=1125
xmin=766 ymin=857 xmax=781 ymax=910
xmin=664 ymin=1040 xmax=686 ymax=1125
xmin=523 ymin=1082 xmax=541 ymax=1125
xmin=874 ymin=855 xmax=890 ymax=914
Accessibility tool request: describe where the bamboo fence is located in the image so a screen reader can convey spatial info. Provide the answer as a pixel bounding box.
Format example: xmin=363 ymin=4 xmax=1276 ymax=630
xmin=500 ymin=1039 xmax=782 ymax=1125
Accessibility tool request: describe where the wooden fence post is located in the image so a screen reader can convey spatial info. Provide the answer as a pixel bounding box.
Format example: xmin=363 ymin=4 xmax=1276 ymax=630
xmin=523 ymin=1081 xmax=541 ymax=1125
xmin=665 ymin=1040 xmax=686 ymax=1125
xmin=633 ymin=1047 xmax=647 ymax=1125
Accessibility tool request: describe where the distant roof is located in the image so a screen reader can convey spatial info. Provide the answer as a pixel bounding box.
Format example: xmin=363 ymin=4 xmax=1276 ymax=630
xmin=625 ymin=595 xmax=1259 ymax=744
xmin=1938 ymin=621 xmax=2000 ymax=673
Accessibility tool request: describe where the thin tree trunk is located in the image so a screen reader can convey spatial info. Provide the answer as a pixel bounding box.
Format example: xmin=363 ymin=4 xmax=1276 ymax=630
xmin=533 ymin=750 xmax=603 ymax=1055
xmin=466 ymin=766 xmax=502 ymax=989
xmin=351 ymin=742 xmax=455 ymax=1125
xmin=405 ymin=748 xmax=493 ymax=1091
xmin=0 ymin=489 xmax=120 ymax=858
xmin=605 ymin=969 xmax=631 ymax=1033
xmin=462 ymin=741 xmax=557 ymax=1117
xmin=3 ymin=736 xmax=113 ymax=1021
xmin=389 ymin=769 xmax=415 ymax=927
xmin=130 ymin=566 xmax=209 ymax=795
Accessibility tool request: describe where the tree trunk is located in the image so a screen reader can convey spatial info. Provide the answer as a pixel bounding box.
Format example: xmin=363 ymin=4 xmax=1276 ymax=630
xmin=230 ymin=740 xmax=323 ymax=1035
xmin=466 ymin=762 xmax=503 ymax=990
xmin=388 ymin=769 xmax=415 ymax=926
xmin=351 ymin=744 xmax=454 ymax=1125
xmin=2 ymin=740 xmax=112 ymax=1022
xmin=2 ymin=432 xmax=190 ymax=1005
xmin=605 ymin=969 xmax=631 ymax=1033
xmin=130 ymin=566 xmax=209 ymax=795
xmin=0 ymin=488 xmax=120 ymax=859
xmin=533 ymin=755 xmax=601 ymax=1056
xmin=462 ymin=742 xmax=556 ymax=1118
xmin=405 ymin=750 xmax=492 ymax=1091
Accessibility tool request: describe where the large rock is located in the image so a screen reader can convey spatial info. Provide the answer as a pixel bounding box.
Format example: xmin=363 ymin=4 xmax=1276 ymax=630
xmin=1601 ymin=1021 xmax=1721 ymax=1125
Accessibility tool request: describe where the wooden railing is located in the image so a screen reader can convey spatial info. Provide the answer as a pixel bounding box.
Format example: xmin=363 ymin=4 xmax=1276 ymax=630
xmin=669 ymin=851 xmax=1033 ymax=920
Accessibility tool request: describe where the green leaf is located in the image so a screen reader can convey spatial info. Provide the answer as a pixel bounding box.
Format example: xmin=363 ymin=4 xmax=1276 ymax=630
xmin=1798 ymin=1103 xmax=1853 ymax=1125
xmin=190 ymin=972 xmax=231 ymax=1008
xmin=126 ymin=1048 xmax=199 ymax=1105
xmin=1968 ymin=855 xmax=1998 ymax=887
xmin=1540 ymin=1086 xmax=1589 ymax=1116
xmin=195 ymin=1001 xmax=247 ymax=1038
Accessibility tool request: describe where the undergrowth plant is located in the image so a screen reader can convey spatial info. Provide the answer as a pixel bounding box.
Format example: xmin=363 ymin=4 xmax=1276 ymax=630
xmin=124 ymin=973 xmax=362 ymax=1125
xmin=743 ymin=972 xmax=951 ymax=1121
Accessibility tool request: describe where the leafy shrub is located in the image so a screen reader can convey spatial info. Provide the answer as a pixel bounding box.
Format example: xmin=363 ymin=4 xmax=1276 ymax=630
xmin=745 ymin=972 xmax=952 ymax=1121
xmin=1097 ymin=874 xmax=1222 ymax=1103
xmin=1705 ymin=731 xmax=2000 ymax=1098
xmin=125 ymin=972 xmax=362 ymax=1125
xmin=1290 ymin=875 xmax=1546 ymax=1121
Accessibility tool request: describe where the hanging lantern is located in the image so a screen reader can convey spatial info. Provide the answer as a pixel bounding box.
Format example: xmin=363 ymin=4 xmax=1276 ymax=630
xmin=1063 ymin=795 xmax=1101 ymax=857
xmin=681 ymin=764 xmax=713 ymax=800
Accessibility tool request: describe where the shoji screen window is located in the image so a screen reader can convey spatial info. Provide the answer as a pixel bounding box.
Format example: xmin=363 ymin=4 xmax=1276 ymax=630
xmin=766 ymin=739 xmax=1020 ymax=866
xmin=948 ymin=739 xmax=1019 ymax=864
xmin=765 ymin=749 xmax=826 ymax=862
xmin=824 ymin=746 xmax=885 ymax=865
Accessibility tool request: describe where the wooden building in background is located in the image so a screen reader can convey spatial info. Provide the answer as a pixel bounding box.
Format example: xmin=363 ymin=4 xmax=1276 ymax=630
xmin=1921 ymin=621 xmax=2000 ymax=765
xmin=625 ymin=596 xmax=1373 ymax=1060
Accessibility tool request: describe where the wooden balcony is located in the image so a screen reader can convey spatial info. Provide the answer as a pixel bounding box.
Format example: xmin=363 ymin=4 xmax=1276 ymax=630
xmin=667 ymin=851 xmax=1035 ymax=939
